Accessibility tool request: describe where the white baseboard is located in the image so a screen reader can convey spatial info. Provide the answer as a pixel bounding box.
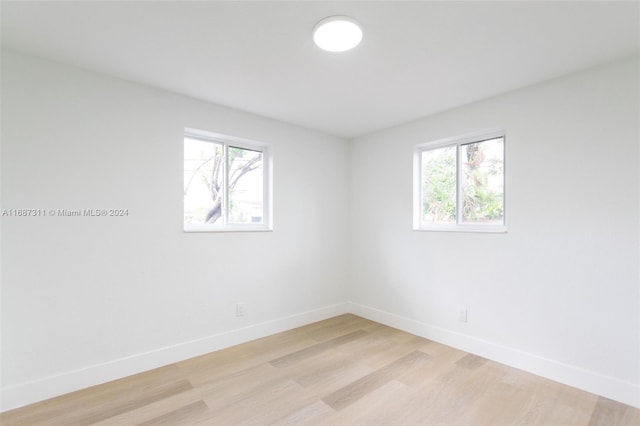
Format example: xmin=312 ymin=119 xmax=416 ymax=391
xmin=3 ymin=302 xmax=638 ymax=412
xmin=0 ymin=302 xmax=349 ymax=412
xmin=347 ymin=301 xmax=640 ymax=409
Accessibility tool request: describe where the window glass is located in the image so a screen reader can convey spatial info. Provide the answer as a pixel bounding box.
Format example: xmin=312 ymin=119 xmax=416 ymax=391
xmin=183 ymin=131 xmax=271 ymax=232
xmin=415 ymin=132 xmax=505 ymax=232
xmin=184 ymin=137 xmax=224 ymax=226
xmin=421 ymin=146 xmax=456 ymax=225
xmin=228 ymin=146 xmax=263 ymax=224
xmin=461 ymin=138 xmax=504 ymax=224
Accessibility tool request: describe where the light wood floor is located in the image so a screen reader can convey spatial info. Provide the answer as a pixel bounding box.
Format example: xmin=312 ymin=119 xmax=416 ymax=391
xmin=2 ymin=314 xmax=639 ymax=425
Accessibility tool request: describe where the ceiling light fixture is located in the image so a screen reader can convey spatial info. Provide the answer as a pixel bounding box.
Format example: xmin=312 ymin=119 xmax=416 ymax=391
xmin=313 ymin=16 xmax=362 ymax=52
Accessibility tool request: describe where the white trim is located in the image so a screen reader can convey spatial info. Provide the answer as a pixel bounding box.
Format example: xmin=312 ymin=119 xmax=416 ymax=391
xmin=416 ymin=128 xmax=506 ymax=150
xmin=263 ymin=143 xmax=274 ymax=229
xmin=412 ymin=147 xmax=422 ymax=230
xmin=183 ymin=224 xmax=273 ymax=233
xmin=456 ymin=143 xmax=462 ymax=222
xmin=3 ymin=303 xmax=638 ymax=411
xmin=184 ymin=128 xmax=268 ymax=152
xmin=0 ymin=303 xmax=350 ymax=412
xmin=413 ymin=224 xmax=507 ymax=233
xmin=347 ymin=302 xmax=640 ymax=409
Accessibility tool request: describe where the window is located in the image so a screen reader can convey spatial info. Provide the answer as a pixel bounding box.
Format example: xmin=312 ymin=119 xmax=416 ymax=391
xmin=414 ymin=130 xmax=505 ymax=232
xmin=183 ymin=129 xmax=272 ymax=232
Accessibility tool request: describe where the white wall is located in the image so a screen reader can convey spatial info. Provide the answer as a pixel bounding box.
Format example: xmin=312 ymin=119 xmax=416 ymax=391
xmin=0 ymin=50 xmax=350 ymax=410
xmin=349 ymin=56 xmax=640 ymax=407
xmin=2 ymin=49 xmax=639 ymax=411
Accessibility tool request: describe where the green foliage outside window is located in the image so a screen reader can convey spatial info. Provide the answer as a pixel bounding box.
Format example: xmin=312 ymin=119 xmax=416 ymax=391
xmin=422 ymin=146 xmax=456 ymax=223
xmin=421 ymin=137 xmax=504 ymax=226
xmin=462 ymin=141 xmax=504 ymax=223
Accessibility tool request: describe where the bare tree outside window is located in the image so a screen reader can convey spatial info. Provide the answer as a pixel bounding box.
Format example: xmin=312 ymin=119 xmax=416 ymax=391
xmin=228 ymin=147 xmax=263 ymax=224
xmin=184 ymin=137 xmax=265 ymax=229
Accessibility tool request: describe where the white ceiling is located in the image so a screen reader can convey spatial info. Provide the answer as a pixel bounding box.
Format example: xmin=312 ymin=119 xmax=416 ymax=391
xmin=2 ymin=1 xmax=639 ymax=139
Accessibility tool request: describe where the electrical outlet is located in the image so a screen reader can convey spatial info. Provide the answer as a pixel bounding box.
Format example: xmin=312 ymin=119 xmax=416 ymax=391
xmin=458 ymin=307 xmax=468 ymax=323
xmin=236 ymin=302 xmax=246 ymax=317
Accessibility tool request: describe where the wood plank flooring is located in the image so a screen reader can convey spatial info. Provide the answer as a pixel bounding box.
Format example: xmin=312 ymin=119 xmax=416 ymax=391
xmin=2 ymin=314 xmax=638 ymax=425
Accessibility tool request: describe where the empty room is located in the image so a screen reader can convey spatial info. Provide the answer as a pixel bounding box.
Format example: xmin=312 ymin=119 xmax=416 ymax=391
xmin=1 ymin=1 xmax=639 ymax=425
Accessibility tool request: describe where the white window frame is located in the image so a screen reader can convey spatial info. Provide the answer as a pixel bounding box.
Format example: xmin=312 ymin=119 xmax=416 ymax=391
xmin=413 ymin=129 xmax=506 ymax=233
xmin=184 ymin=128 xmax=273 ymax=233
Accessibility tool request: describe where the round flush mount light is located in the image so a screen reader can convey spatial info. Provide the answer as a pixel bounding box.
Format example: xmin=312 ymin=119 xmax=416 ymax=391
xmin=313 ymin=16 xmax=362 ymax=52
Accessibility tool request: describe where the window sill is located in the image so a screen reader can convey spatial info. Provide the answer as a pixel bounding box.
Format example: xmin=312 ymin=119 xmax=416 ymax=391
xmin=184 ymin=224 xmax=273 ymax=233
xmin=413 ymin=225 xmax=507 ymax=234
